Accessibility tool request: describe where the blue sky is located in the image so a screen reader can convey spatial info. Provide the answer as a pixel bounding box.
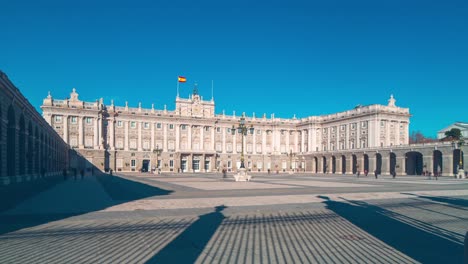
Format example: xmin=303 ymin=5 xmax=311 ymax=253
xmin=1 ymin=0 xmax=467 ymax=137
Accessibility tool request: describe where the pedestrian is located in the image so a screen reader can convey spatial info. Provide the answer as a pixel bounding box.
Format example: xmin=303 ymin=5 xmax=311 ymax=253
xmin=364 ymin=170 xmax=368 ymax=177
xmin=80 ymin=169 xmax=84 ymax=180
xmin=357 ymin=170 xmax=360 ymax=178
xmin=374 ymin=170 xmax=378 ymax=179
xmin=110 ymin=169 xmax=113 ymax=176
xmin=392 ymin=170 xmax=396 ymax=179
xmin=222 ymin=168 xmax=227 ymax=178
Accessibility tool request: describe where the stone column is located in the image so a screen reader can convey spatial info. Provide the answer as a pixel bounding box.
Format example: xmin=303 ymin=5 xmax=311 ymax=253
xmin=151 ymin=122 xmax=155 ymax=151
xmin=308 ymin=128 xmax=312 ymax=153
xmin=78 ymin=116 xmax=84 ymax=148
xmin=262 ymin=130 xmax=266 ymax=154
xmin=346 ymin=155 xmax=353 ymax=175
xmin=188 ymin=125 xmax=192 ymax=150
xmin=369 ymin=155 xmax=376 ymax=174
xmin=94 ymin=117 xmax=99 ymax=148
xmin=137 ymin=122 xmax=142 ymax=151
xmin=222 ymin=126 xmax=226 ymax=153
xmin=233 ymin=129 xmax=237 ymax=154
xmin=357 ymin=122 xmax=361 ymax=149
xmin=163 ymin=123 xmax=168 ymax=151
xmin=124 ymin=121 xmax=129 ymax=151
xmin=286 ymin=130 xmax=290 ymax=152
xmin=110 ymin=118 xmax=115 ymax=150
xmin=397 ymin=155 xmax=406 ymax=175
xmin=382 ymin=155 xmax=389 ymax=175
xmin=301 ymin=130 xmax=306 ymax=153
xmin=423 ymin=155 xmax=432 ymax=175
xmin=98 ymin=117 xmax=103 ymax=149
xmin=175 ymin=124 xmax=180 ymax=151
xmin=63 ymin=115 xmax=69 ymax=144
xmin=294 ymin=131 xmax=298 ymax=152
xmin=211 ymin=126 xmax=215 ymax=151
xmin=253 ymin=130 xmax=257 ymax=154
xmin=200 ymin=126 xmax=204 ymax=150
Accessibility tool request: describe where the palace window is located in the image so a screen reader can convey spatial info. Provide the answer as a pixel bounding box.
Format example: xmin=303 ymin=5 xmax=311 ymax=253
xmin=169 ymin=124 xmax=174 ymax=130
xmin=85 ymin=117 xmax=93 ymax=124
xmin=144 ymin=122 xmax=149 ymax=129
xmin=181 ymin=125 xmax=186 ymax=130
xmin=131 ymin=160 xmax=136 ymax=167
xmin=71 ymin=116 xmax=77 ymax=124
xmin=227 ymin=128 xmax=232 ymax=133
xmin=130 ymin=121 xmax=136 ymax=128
xmin=351 ymin=123 xmax=356 ymax=130
xmin=117 ymin=121 xmax=123 ymax=127
xmin=169 ymin=160 xmax=174 ymax=168
xmin=157 ymin=123 xmax=162 ymax=129
xmin=55 ymin=115 xmax=62 ymax=123
xmin=204 ymin=126 xmax=210 ymax=132
xmin=216 ymin=127 xmax=221 ymax=133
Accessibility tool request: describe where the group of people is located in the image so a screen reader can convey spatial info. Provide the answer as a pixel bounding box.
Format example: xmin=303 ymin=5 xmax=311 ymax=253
xmin=62 ymin=168 xmax=94 ymax=180
xmin=356 ymin=169 xmax=397 ymax=179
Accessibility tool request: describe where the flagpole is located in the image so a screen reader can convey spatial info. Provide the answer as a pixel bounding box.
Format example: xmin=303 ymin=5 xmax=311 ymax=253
xmin=177 ymin=77 xmax=180 ymax=98
xmin=211 ymin=80 xmax=214 ymax=101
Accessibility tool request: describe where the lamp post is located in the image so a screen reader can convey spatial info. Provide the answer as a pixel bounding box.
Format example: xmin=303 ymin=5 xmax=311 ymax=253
xmin=232 ymin=117 xmax=253 ymax=169
xmin=153 ymin=145 xmax=162 ymax=174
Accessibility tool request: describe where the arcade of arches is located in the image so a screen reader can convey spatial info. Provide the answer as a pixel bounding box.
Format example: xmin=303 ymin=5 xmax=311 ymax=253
xmin=0 ymin=72 xmax=72 ymax=184
xmin=306 ymin=146 xmax=466 ymax=176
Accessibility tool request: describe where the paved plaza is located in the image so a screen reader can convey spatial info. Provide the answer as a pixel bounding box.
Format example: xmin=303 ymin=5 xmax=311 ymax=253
xmin=1 ymin=172 xmax=467 ymax=263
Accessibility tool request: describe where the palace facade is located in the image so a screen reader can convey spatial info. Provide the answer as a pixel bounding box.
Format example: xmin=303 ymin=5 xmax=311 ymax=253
xmin=41 ymin=85 xmax=411 ymax=173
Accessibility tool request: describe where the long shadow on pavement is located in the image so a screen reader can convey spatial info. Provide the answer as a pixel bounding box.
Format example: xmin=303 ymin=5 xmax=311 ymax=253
xmin=318 ymin=195 xmax=464 ymax=264
xmin=402 ymin=193 xmax=468 ymax=209
xmin=0 ymin=173 xmax=172 ymax=236
xmin=146 ymin=205 xmax=226 ymax=264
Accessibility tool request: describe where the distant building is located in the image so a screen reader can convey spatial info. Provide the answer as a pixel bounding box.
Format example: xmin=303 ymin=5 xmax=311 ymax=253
xmin=437 ymin=122 xmax=468 ymax=140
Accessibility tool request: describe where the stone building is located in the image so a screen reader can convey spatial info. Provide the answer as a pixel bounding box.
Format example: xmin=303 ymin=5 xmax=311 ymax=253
xmin=41 ymin=85 xmax=411 ymax=174
xmin=0 ymin=71 xmax=74 ymax=184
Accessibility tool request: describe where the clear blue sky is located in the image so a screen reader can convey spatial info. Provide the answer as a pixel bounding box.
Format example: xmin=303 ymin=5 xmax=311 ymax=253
xmin=1 ymin=0 xmax=467 ymax=137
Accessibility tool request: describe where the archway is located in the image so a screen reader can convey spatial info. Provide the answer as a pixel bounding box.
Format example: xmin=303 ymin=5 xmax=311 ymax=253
xmin=363 ymin=154 xmax=369 ymax=174
xmin=453 ymin=149 xmax=464 ymax=174
xmin=375 ymin=153 xmax=382 ymax=174
xmin=19 ymin=114 xmax=25 ymax=175
xmin=331 ymin=156 xmax=336 ymax=173
xmin=433 ymin=150 xmax=442 ymax=176
xmin=7 ymin=105 xmax=16 ymax=177
xmin=405 ymin=151 xmax=423 ymax=175
xmin=341 ymin=155 xmax=346 ymax=174
xmin=314 ymin=157 xmax=318 ymax=173
xmin=0 ymin=106 xmax=2 ymax=177
xmin=389 ymin=152 xmax=396 ymax=175
xmin=322 ymin=157 xmax=327 ymax=173
xmin=28 ymin=122 xmax=33 ymax=174
xmin=35 ymin=127 xmax=40 ymax=174
xmin=352 ymin=155 xmax=357 ymax=174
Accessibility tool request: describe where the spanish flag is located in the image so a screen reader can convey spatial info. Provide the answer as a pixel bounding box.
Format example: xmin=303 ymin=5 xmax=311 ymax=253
xmin=178 ymin=76 xmax=187 ymax=82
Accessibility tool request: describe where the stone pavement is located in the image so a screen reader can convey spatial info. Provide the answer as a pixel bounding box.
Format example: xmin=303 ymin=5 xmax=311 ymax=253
xmin=0 ymin=172 xmax=467 ymax=263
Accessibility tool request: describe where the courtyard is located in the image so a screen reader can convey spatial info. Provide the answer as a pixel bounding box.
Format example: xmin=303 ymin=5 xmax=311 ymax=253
xmin=1 ymin=172 xmax=467 ymax=263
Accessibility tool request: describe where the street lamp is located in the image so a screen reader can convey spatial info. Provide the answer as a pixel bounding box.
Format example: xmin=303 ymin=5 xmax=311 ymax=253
xmin=153 ymin=144 xmax=162 ymax=173
xmin=232 ymin=117 xmax=253 ymax=169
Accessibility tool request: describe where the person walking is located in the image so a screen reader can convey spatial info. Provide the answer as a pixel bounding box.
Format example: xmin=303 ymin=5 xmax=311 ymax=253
xmin=392 ymin=170 xmax=396 ymax=179
xmin=374 ymin=170 xmax=378 ymax=179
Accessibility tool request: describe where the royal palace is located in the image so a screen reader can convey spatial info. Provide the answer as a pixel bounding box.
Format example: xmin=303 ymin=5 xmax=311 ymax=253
xmin=41 ymin=85 xmax=413 ymax=174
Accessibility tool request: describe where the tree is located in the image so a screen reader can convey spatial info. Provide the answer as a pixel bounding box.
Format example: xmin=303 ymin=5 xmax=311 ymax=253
xmin=443 ymin=128 xmax=465 ymax=146
xmin=409 ymin=131 xmax=437 ymax=144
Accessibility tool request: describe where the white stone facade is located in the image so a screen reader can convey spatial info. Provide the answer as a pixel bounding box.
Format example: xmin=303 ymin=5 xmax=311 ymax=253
xmin=41 ymin=87 xmax=410 ymax=173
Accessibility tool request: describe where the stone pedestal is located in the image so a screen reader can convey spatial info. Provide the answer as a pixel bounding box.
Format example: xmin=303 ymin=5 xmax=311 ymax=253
xmin=234 ymin=168 xmax=251 ymax=182
xmin=457 ymin=169 xmax=465 ymax=179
